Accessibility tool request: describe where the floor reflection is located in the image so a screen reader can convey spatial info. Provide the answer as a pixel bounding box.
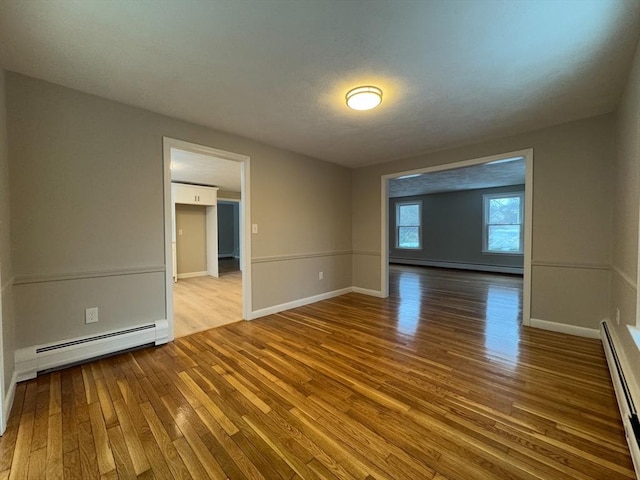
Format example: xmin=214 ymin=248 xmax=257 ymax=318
xmin=388 ymin=265 xmax=523 ymax=363
xmin=484 ymin=284 xmax=521 ymax=363
xmin=396 ymin=271 xmax=421 ymax=336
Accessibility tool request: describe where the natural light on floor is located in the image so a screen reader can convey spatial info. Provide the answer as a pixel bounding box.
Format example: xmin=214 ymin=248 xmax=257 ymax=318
xmin=484 ymin=284 xmax=520 ymax=364
xmin=396 ymin=271 xmax=421 ymax=336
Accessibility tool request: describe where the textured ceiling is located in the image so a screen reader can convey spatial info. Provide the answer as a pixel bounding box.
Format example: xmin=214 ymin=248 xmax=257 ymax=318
xmin=170 ymin=149 xmax=241 ymax=193
xmin=1 ymin=0 xmax=639 ymax=168
xmin=389 ymin=158 xmax=526 ymax=198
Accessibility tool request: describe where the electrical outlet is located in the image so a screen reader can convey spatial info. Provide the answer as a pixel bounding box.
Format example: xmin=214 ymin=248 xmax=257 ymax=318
xmin=319 ymin=271 xmax=324 ymax=280
xmin=616 ymin=307 xmax=621 ymax=326
xmin=85 ymin=307 xmax=99 ymax=324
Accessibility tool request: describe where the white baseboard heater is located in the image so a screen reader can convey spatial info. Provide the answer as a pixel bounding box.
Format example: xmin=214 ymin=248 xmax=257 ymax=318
xmin=601 ymin=321 xmax=640 ymax=478
xmin=15 ymin=320 xmax=169 ymax=382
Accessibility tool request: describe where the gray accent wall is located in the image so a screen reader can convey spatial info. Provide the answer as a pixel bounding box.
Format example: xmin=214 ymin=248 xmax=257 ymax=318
xmin=218 ymin=202 xmax=239 ymax=258
xmin=389 ymin=185 xmax=524 ymax=270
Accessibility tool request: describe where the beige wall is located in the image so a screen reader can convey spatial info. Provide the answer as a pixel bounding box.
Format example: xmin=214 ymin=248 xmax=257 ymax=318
xmin=175 ymin=204 xmax=207 ymax=274
xmin=250 ymin=141 xmax=353 ymax=310
xmin=610 ymin=38 xmax=640 ymax=394
xmin=7 ymin=73 xmax=352 ymax=347
xmin=352 ymin=113 xmax=614 ymax=329
xmin=217 ymin=190 xmax=241 ymax=200
xmin=4 ymin=58 xmax=631 ymax=370
xmin=0 ymin=69 xmax=16 ymax=400
xmin=253 ymin=253 xmax=352 ymax=310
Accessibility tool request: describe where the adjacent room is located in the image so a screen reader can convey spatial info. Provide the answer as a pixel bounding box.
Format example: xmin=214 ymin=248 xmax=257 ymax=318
xmin=169 ymin=146 xmax=244 ymax=337
xmin=0 ymin=1 xmax=639 ymax=479
xmin=387 ymin=158 xmax=526 ymax=340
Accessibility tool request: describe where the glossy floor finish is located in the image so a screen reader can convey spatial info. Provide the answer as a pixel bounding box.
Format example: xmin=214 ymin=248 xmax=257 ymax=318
xmin=0 ymin=266 xmax=633 ymax=479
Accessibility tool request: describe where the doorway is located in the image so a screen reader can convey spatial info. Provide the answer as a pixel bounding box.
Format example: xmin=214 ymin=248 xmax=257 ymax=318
xmin=163 ymin=138 xmax=251 ymax=340
xmin=381 ymin=148 xmax=533 ymax=325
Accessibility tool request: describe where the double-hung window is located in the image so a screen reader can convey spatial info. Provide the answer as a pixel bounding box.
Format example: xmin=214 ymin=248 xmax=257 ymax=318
xmin=396 ymin=201 xmax=422 ymax=249
xmin=482 ymin=192 xmax=524 ymax=254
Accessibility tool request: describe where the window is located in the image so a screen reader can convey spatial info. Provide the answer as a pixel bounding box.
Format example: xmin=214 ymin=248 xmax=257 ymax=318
xmin=483 ymin=193 xmax=524 ymax=254
xmin=396 ymin=201 xmax=421 ymax=249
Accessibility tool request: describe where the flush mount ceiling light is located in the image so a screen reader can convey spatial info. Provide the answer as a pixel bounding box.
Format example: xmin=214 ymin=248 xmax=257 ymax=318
xmin=346 ymin=86 xmax=382 ymax=110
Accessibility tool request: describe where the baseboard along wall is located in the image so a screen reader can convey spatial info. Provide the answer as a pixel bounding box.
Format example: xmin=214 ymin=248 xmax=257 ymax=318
xmin=176 ymin=271 xmax=208 ymax=279
xmin=14 ymin=320 xmax=169 ymax=382
xmin=529 ymin=318 xmax=600 ymax=339
xmin=601 ymin=320 xmax=640 ymax=477
xmin=390 ymin=258 xmax=524 ymax=275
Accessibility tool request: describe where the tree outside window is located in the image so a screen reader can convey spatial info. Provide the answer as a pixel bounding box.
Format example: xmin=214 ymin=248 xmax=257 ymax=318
xmin=396 ymin=202 xmax=421 ymax=249
xmin=483 ymin=193 xmax=524 ymax=253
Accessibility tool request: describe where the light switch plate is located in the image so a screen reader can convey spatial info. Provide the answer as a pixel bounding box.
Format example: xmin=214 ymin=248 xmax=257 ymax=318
xmin=252 ymin=224 xmax=258 ymax=234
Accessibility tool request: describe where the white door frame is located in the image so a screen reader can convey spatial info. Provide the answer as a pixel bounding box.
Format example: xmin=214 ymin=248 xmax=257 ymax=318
xmin=163 ymin=137 xmax=251 ymax=340
xmin=380 ymin=148 xmax=534 ymax=325
xmin=0 ymin=281 xmax=4 ymax=434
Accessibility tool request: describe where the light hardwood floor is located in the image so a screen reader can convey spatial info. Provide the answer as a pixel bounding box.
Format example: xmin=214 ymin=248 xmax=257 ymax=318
xmin=174 ymin=259 xmax=242 ymax=338
xmin=0 ymin=265 xmax=633 ymax=479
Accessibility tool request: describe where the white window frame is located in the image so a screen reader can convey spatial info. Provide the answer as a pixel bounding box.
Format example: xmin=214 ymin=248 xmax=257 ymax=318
xmin=482 ymin=192 xmax=524 ymax=254
xmin=395 ymin=200 xmax=422 ymax=250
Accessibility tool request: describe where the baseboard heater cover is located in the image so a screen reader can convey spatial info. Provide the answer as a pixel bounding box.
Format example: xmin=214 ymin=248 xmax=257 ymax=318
xmin=601 ymin=321 xmax=640 ymax=478
xmin=15 ymin=320 xmax=169 ymax=382
xmin=389 ymin=258 xmax=524 ymax=275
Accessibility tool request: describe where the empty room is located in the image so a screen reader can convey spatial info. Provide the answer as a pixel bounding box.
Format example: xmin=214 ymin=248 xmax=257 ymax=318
xmin=0 ymin=1 xmax=640 ymax=479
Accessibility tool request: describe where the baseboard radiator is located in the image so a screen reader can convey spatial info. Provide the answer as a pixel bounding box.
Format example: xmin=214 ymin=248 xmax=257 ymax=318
xmin=15 ymin=320 xmax=169 ymax=382
xmin=601 ymin=321 xmax=640 ymax=477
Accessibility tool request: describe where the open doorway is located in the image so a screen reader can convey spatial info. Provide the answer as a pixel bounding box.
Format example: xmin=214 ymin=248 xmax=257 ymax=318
xmin=381 ymin=149 xmax=533 ymax=326
xmin=163 ymin=138 xmax=251 ymax=340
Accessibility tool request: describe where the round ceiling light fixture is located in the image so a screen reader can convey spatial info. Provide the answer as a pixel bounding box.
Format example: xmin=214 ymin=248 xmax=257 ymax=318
xmin=346 ymin=85 xmax=382 ymax=111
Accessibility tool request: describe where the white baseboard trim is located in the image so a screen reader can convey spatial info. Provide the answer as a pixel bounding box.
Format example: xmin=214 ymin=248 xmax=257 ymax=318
xmin=352 ymin=287 xmax=385 ymax=298
xmin=529 ymin=318 xmax=600 ymax=339
xmin=177 ymin=271 xmax=208 ymax=279
xmin=390 ymin=258 xmax=524 ymax=275
xmin=249 ymin=287 xmax=353 ymax=320
xmin=1 ymin=370 xmax=18 ymax=435
xmin=14 ymin=320 xmax=169 ymax=382
xmin=248 ymin=286 xmax=386 ymax=320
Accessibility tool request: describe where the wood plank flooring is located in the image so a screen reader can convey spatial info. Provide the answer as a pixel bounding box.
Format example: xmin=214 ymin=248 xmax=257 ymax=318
xmin=173 ymin=259 xmax=242 ymax=338
xmin=0 ymin=265 xmax=633 ymax=479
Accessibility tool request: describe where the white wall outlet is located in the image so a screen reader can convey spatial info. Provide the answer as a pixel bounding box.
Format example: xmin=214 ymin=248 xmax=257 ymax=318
xmin=616 ymin=307 xmax=621 ymax=325
xmin=252 ymin=224 xmax=258 ymax=234
xmin=85 ymin=307 xmax=99 ymax=324
xmin=319 ymin=271 xmax=324 ymax=280
xmin=178 ymin=229 xmax=183 ymax=236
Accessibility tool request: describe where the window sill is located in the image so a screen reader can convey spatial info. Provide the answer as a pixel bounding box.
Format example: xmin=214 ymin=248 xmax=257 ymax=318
xmin=627 ymin=325 xmax=640 ymax=352
xmin=481 ymin=251 xmax=524 ymax=256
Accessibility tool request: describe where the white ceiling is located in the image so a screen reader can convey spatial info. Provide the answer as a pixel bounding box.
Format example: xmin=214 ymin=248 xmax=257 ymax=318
xmin=1 ymin=0 xmax=639 ymax=168
xmin=171 ymin=149 xmax=241 ymax=192
xmin=388 ymin=158 xmax=525 ymax=198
